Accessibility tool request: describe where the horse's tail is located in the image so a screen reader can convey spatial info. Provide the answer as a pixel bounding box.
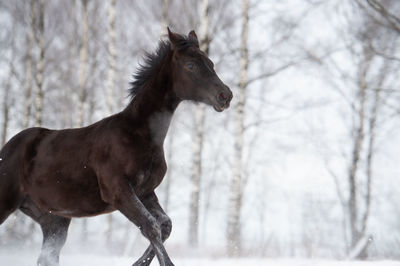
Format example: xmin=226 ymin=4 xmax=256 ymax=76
xmin=0 ymin=127 xmax=48 ymax=224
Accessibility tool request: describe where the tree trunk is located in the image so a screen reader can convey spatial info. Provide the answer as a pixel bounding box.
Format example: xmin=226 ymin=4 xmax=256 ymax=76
xmin=87 ymin=0 xmax=101 ymax=124
xmin=188 ymin=0 xmax=209 ymax=247
xmin=23 ymin=0 xmax=35 ymax=129
xmin=34 ymin=0 xmax=45 ymax=127
xmin=76 ymin=0 xmax=89 ymax=128
xmin=161 ymin=0 xmax=173 ymax=214
xmin=227 ymin=0 xmax=249 ymax=257
xmin=1 ymin=21 xmax=17 ymax=145
xmin=164 ymin=124 xmax=174 ymax=213
xmin=160 ymin=0 xmax=170 ymax=35
xmin=189 ymin=104 xmax=205 ymax=247
xmin=1 ymin=64 xmax=13 ymax=146
xmin=105 ymin=0 xmax=116 ymax=243
xmin=356 ymin=55 xmax=387 ymax=260
xmin=106 ymin=0 xmax=116 ymax=115
xmin=348 ymin=47 xmax=372 ymax=255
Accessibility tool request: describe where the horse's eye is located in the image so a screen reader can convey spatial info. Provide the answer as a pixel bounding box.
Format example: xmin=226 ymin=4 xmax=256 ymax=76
xmin=186 ymin=62 xmax=195 ymax=70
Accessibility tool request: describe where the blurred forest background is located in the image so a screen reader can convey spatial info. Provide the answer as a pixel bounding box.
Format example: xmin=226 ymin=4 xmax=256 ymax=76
xmin=0 ymin=0 xmax=399 ymax=261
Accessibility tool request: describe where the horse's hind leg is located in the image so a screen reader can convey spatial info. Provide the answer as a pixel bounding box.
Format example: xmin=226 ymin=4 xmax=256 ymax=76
xmin=0 ymin=184 xmax=22 ymax=225
xmin=20 ymin=199 xmax=71 ymax=266
xmin=0 ymin=200 xmax=19 ymax=225
xmin=36 ymin=215 xmax=71 ymax=266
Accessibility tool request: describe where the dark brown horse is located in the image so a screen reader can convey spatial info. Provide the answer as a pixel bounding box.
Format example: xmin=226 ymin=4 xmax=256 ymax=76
xmin=0 ymin=28 xmax=232 ymax=266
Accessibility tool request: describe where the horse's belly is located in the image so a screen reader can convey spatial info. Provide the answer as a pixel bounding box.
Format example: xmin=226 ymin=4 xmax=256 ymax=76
xmin=32 ymin=185 xmax=114 ymax=217
xmin=27 ymin=171 xmax=114 ymax=217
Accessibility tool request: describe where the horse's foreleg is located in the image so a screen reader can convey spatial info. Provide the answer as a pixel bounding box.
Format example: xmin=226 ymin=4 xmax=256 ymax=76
xmin=20 ymin=198 xmax=71 ymax=266
xmin=102 ymin=179 xmax=174 ymax=266
xmin=132 ymin=192 xmax=172 ymax=266
xmin=0 ymin=170 xmax=22 ymax=225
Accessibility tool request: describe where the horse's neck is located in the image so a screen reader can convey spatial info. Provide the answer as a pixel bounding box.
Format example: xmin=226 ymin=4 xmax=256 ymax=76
xmin=124 ymin=76 xmax=180 ymax=145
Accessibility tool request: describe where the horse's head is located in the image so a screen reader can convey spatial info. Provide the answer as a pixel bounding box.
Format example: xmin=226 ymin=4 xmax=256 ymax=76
xmin=168 ymin=28 xmax=232 ymax=112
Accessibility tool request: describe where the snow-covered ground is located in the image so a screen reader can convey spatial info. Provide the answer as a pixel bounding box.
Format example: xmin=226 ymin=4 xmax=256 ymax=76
xmin=1 ymin=254 xmax=399 ymax=266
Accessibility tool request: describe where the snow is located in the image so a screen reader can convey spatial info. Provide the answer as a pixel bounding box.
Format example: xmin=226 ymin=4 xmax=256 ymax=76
xmin=0 ymin=254 xmax=399 ymax=266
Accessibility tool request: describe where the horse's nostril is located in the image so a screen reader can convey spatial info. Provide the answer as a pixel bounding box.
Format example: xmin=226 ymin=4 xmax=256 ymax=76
xmin=219 ymin=92 xmax=227 ymax=100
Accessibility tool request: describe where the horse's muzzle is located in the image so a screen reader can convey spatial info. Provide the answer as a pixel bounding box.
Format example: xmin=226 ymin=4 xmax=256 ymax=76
xmin=215 ymin=85 xmax=233 ymax=111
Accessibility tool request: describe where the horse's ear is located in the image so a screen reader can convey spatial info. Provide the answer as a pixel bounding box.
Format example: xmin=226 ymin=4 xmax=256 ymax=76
xmin=188 ymin=30 xmax=199 ymax=47
xmin=167 ymin=27 xmax=179 ymax=50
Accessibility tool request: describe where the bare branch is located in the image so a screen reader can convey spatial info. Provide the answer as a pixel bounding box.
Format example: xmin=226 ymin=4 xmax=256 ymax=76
xmin=365 ymin=0 xmax=400 ymax=33
xmin=245 ymin=61 xmax=297 ymax=87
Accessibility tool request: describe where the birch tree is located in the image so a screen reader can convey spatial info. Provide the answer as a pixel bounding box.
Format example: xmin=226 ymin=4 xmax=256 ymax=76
xmin=188 ymin=0 xmax=211 ymax=248
xmin=0 ymin=18 xmax=17 ymax=145
xmin=23 ymin=0 xmax=35 ymax=129
xmin=347 ymin=45 xmax=371 ymax=257
xmin=320 ymin=2 xmax=400 ymax=257
xmin=160 ymin=0 xmax=170 ymax=35
xmin=104 ymin=0 xmax=117 ymax=243
xmin=162 ymin=0 xmax=173 ymax=212
xmin=106 ymin=0 xmax=116 ymax=115
xmin=227 ymin=0 xmax=249 ymax=256
xmin=1 ymin=62 xmax=14 ymax=146
xmin=344 ymin=43 xmax=396 ymax=260
xmin=347 ymin=23 xmax=397 ymax=259
xmin=76 ymin=0 xmax=89 ymax=128
xmin=34 ymin=0 xmax=45 ymax=127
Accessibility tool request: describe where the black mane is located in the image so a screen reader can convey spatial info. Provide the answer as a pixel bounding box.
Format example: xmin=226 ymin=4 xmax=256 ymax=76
xmin=129 ymin=33 xmax=198 ymax=99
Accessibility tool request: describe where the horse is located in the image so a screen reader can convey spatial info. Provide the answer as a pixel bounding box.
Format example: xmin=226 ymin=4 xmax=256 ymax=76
xmin=0 ymin=28 xmax=232 ymax=266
